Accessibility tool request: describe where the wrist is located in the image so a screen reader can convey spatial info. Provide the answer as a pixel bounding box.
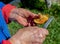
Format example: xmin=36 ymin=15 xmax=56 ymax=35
xmin=8 ymin=38 xmax=22 ymax=44
xmin=8 ymin=38 xmax=14 ymax=44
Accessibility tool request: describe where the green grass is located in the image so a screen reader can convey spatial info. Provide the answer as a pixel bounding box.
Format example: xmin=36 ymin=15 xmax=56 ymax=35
xmin=8 ymin=9 xmax=60 ymax=44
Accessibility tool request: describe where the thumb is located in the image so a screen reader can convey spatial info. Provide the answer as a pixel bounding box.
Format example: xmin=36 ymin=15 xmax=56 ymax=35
xmin=15 ymin=15 xmax=28 ymax=26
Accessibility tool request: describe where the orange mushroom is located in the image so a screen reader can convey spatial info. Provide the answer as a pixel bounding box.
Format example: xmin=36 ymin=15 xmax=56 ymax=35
xmin=34 ymin=14 xmax=49 ymax=24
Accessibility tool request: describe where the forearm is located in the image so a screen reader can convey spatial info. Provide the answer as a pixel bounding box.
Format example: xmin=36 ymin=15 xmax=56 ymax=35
xmin=8 ymin=36 xmax=22 ymax=44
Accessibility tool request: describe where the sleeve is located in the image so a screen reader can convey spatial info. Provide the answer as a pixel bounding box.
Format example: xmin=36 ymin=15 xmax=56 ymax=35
xmin=0 ymin=2 xmax=5 ymax=9
xmin=2 ymin=4 xmax=16 ymax=23
xmin=2 ymin=40 xmax=11 ymax=44
xmin=0 ymin=9 xmax=11 ymax=44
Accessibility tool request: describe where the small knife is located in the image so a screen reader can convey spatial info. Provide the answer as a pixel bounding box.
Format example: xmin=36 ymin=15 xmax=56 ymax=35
xmin=43 ymin=16 xmax=54 ymax=29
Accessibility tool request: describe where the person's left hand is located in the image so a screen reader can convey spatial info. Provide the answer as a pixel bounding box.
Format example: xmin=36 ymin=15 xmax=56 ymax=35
xmin=8 ymin=26 xmax=49 ymax=44
xmin=9 ymin=8 xmax=37 ymax=26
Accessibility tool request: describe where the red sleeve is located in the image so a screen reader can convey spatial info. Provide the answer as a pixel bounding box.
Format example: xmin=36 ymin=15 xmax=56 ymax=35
xmin=2 ymin=40 xmax=11 ymax=44
xmin=2 ymin=4 xmax=16 ymax=23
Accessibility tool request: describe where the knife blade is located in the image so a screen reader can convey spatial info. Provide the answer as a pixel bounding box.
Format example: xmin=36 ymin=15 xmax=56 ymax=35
xmin=43 ymin=16 xmax=54 ymax=29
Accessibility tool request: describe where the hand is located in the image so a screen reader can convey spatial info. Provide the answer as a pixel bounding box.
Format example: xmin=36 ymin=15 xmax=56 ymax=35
xmin=8 ymin=26 xmax=49 ymax=44
xmin=9 ymin=8 xmax=37 ymax=26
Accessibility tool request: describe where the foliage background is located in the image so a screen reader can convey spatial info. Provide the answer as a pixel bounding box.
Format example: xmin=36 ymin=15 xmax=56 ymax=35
xmin=8 ymin=0 xmax=60 ymax=44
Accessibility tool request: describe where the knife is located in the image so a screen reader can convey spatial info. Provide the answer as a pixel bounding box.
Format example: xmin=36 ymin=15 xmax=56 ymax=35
xmin=43 ymin=16 xmax=54 ymax=29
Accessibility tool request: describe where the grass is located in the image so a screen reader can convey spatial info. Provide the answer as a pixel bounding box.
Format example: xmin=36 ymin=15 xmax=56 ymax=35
xmin=8 ymin=8 xmax=60 ymax=44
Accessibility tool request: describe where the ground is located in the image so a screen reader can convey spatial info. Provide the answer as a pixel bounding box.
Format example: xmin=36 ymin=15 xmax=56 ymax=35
xmin=8 ymin=9 xmax=60 ymax=44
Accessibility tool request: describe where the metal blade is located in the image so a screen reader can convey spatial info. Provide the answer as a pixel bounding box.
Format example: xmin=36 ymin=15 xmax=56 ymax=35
xmin=43 ymin=16 xmax=54 ymax=29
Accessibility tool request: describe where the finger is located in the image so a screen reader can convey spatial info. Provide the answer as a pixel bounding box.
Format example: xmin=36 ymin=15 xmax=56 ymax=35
xmin=18 ymin=8 xmax=29 ymax=17
xmin=15 ymin=15 xmax=28 ymax=26
xmin=39 ymin=28 xmax=49 ymax=35
xmin=28 ymin=23 xmax=31 ymax=26
xmin=26 ymin=10 xmax=38 ymax=18
xmin=19 ymin=8 xmax=38 ymax=18
xmin=18 ymin=9 xmax=27 ymax=18
xmin=33 ymin=33 xmax=46 ymax=43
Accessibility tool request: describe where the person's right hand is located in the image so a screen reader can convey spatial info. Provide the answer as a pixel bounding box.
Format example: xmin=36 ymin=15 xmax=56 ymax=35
xmin=9 ymin=8 xmax=38 ymax=26
xmin=8 ymin=26 xmax=49 ymax=44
